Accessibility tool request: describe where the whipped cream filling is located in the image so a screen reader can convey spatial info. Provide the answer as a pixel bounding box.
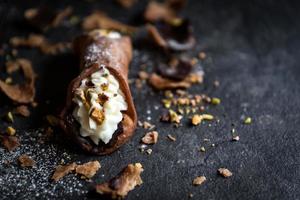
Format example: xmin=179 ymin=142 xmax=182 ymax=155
xmin=73 ymin=67 xmax=127 ymax=145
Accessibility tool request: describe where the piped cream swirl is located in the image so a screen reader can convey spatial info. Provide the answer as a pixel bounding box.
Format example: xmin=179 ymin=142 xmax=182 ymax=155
xmin=73 ymin=67 xmax=127 ymax=144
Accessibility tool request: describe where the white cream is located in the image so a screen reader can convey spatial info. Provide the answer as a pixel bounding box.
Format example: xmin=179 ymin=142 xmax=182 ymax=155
xmin=73 ymin=68 xmax=127 ymax=145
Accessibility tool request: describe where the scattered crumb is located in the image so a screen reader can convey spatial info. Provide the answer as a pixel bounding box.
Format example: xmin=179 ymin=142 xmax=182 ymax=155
xmin=198 ymin=52 xmax=206 ymax=60
xmin=200 ymin=147 xmax=206 ymax=152
xmin=232 ymin=135 xmax=240 ymax=141
xmin=193 ymin=176 xmax=206 ymax=186
xmin=75 ymin=161 xmax=101 ymax=179
xmin=218 ymin=168 xmax=233 ymax=178
xmin=191 ymin=114 xmax=202 ymax=125
xmin=213 ymin=80 xmax=220 ymax=87
xmin=1 ymin=136 xmax=20 ymax=151
xmin=167 ymin=134 xmax=176 ymax=142
xmin=18 ymin=154 xmax=36 ymax=168
xmin=244 ymin=117 xmax=252 ymax=124
xmin=116 ymin=0 xmax=137 ymax=8
xmin=211 ymin=97 xmax=221 ymax=105
xmin=95 ymin=163 xmax=143 ymax=199
xmin=14 ymin=105 xmax=30 ymax=117
xmin=146 ymin=149 xmax=153 ymax=155
xmin=138 ymin=71 xmax=149 ymax=80
xmin=141 ymin=131 xmax=158 ymax=144
xmin=46 ymin=115 xmax=60 ymax=126
xmin=188 ymin=193 xmax=194 ymax=198
xmin=51 ymin=163 xmax=77 ymax=182
xmin=142 ymin=121 xmax=155 ymax=130
xmin=7 ymin=112 xmax=14 ymax=122
xmin=211 ymin=143 xmax=215 ymax=147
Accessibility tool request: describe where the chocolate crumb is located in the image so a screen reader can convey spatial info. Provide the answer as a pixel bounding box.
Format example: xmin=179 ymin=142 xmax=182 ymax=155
xmin=75 ymin=161 xmax=101 ymax=179
xmin=141 ymin=131 xmax=158 ymax=144
xmin=218 ymin=168 xmax=233 ymax=178
xmin=1 ymin=136 xmax=20 ymax=152
xmin=18 ymin=154 xmax=36 ymax=168
xmin=193 ymin=176 xmax=206 ymax=186
xmin=51 ymin=163 xmax=77 ymax=182
xmin=14 ymin=105 xmax=30 ymax=117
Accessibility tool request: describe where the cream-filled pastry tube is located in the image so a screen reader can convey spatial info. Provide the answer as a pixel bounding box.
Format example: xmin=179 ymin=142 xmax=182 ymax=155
xmin=60 ymin=30 xmax=137 ymax=155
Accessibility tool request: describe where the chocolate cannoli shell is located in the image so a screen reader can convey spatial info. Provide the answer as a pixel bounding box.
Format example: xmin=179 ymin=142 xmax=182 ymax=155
xmin=60 ymin=32 xmax=137 ymax=155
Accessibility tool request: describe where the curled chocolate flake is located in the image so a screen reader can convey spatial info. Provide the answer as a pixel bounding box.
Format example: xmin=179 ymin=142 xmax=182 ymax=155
xmin=148 ymin=73 xmax=191 ymax=90
xmin=0 ymin=59 xmax=36 ymax=103
xmin=147 ymin=19 xmax=196 ymax=51
xmin=157 ymin=56 xmax=193 ymax=81
xmin=24 ymin=6 xmax=73 ymax=31
xmin=95 ymin=163 xmax=143 ymax=199
xmin=82 ymin=11 xmax=137 ymax=34
xmin=1 ymin=136 xmax=20 ymax=152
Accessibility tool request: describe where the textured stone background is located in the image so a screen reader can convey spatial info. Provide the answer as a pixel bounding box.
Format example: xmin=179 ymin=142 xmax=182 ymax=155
xmin=0 ymin=0 xmax=299 ymax=199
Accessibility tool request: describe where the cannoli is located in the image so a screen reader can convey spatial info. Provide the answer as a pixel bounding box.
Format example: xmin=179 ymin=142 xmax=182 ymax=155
xmin=60 ymin=29 xmax=137 ymax=155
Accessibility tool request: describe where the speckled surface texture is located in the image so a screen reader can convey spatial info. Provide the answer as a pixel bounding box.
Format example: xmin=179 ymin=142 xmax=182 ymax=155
xmin=0 ymin=0 xmax=299 ymax=199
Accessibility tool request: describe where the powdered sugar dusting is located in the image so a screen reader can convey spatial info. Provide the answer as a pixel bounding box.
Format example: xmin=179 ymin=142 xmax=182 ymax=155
xmin=0 ymin=129 xmax=88 ymax=199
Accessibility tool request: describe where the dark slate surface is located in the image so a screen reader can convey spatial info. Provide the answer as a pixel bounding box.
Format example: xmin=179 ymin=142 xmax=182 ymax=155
xmin=0 ymin=0 xmax=299 ymax=199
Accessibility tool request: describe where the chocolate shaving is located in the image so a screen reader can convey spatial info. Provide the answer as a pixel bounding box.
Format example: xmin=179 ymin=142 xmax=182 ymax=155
xmin=148 ymin=73 xmax=190 ymax=90
xmin=116 ymin=0 xmax=137 ymax=8
xmin=1 ymin=136 xmax=20 ymax=152
xmin=51 ymin=162 xmax=77 ymax=182
xmin=157 ymin=57 xmax=193 ymax=81
xmin=95 ymin=163 xmax=143 ymax=199
xmin=14 ymin=105 xmax=31 ymax=117
xmin=0 ymin=58 xmax=36 ymax=103
xmin=147 ymin=19 xmax=196 ymax=51
xmin=24 ymin=6 xmax=73 ymax=31
xmin=144 ymin=1 xmax=176 ymax=23
xmin=18 ymin=154 xmax=36 ymax=168
xmin=10 ymin=34 xmax=71 ymax=55
xmin=82 ymin=11 xmax=137 ymax=34
xmin=75 ymin=161 xmax=101 ymax=179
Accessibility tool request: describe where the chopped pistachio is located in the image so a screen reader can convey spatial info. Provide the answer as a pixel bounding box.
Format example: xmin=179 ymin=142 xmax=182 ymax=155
xmin=46 ymin=115 xmax=60 ymax=126
xmin=164 ymin=90 xmax=173 ymax=98
xmin=162 ymin=99 xmax=172 ymax=108
xmin=211 ymin=97 xmax=221 ymax=105
xmin=200 ymin=147 xmax=206 ymax=152
xmin=178 ymin=107 xmax=184 ymax=115
xmin=170 ymin=18 xmax=183 ymax=26
xmin=69 ymin=15 xmax=80 ymax=25
xmin=7 ymin=112 xmax=14 ymax=123
xmin=244 ymin=117 xmax=252 ymax=124
xmin=5 ymin=77 xmax=13 ymax=84
xmin=169 ymin=109 xmax=181 ymax=124
xmin=90 ymin=108 xmax=105 ymax=125
xmin=7 ymin=126 xmax=16 ymax=136
xmin=192 ymin=115 xmax=202 ymax=125
xmin=201 ymin=114 xmax=214 ymax=120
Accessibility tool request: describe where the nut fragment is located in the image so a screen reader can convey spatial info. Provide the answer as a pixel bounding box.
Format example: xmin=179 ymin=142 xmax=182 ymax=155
xmin=244 ymin=117 xmax=252 ymax=124
xmin=191 ymin=114 xmax=202 ymax=125
xmin=90 ymin=108 xmax=105 ymax=125
xmin=218 ymin=168 xmax=233 ymax=178
xmin=6 ymin=126 xmax=16 ymax=136
xmin=141 ymin=131 xmax=158 ymax=144
xmin=18 ymin=154 xmax=36 ymax=168
xmin=193 ymin=176 xmax=206 ymax=186
xmin=95 ymin=163 xmax=143 ymax=199
xmin=75 ymin=161 xmax=101 ymax=179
